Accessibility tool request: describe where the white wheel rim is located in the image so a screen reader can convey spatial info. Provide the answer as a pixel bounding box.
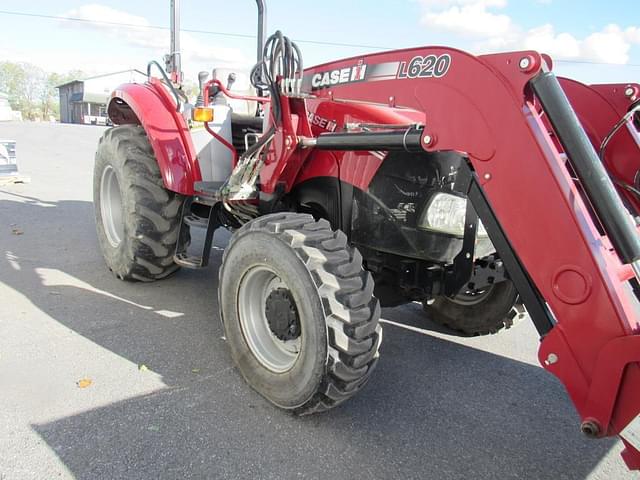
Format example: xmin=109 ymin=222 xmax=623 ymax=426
xmin=100 ymin=165 xmax=125 ymax=247
xmin=237 ymin=266 xmax=302 ymax=373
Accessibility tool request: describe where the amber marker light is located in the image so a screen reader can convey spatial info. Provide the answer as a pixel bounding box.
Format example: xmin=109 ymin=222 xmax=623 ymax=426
xmin=192 ymin=107 xmax=214 ymax=122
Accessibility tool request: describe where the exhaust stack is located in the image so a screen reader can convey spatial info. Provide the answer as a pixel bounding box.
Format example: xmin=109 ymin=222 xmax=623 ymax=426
xmin=165 ymin=1 xmax=265 ymax=84
xmin=167 ymin=0 xmax=182 ymax=84
xmin=255 ymin=0 xmax=267 ymax=66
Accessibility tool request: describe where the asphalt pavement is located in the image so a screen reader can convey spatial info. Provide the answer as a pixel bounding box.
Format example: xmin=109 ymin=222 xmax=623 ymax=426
xmin=0 ymin=122 xmax=634 ymax=479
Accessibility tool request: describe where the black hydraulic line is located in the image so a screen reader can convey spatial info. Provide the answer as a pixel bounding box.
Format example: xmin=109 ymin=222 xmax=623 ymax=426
xmin=315 ymin=128 xmax=424 ymax=152
xmin=531 ymin=71 xmax=640 ymax=264
xmin=147 ymin=61 xmax=181 ymax=111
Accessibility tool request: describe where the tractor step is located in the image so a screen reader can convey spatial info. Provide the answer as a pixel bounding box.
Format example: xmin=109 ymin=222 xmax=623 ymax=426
xmin=184 ymin=214 xmax=209 ymax=228
xmin=193 ymin=181 xmax=225 ymax=206
xmin=173 ymin=195 xmax=220 ymax=269
xmin=173 ymin=252 xmax=207 ymax=269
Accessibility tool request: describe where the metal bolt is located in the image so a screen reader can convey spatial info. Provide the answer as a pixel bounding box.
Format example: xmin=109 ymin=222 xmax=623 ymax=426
xmin=483 ymin=173 xmax=491 ymax=180
xmin=423 ymin=135 xmax=432 ymax=145
xmin=519 ymin=57 xmax=531 ymax=70
xmin=544 ymin=353 xmax=558 ymax=366
xmin=581 ymin=420 xmax=601 ymax=438
xmin=625 ymin=86 xmax=635 ymax=98
xmin=465 ymin=253 xmax=471 ymax=259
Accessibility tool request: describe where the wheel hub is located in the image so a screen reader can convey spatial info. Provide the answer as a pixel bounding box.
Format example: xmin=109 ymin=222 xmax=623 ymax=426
xmin=237 ymin=266 xmax=302 ymax=373
xmin=452 ymin=284 xmax=495 ymax=306
xmin=265 ymin=288 xmax=301 ymax=341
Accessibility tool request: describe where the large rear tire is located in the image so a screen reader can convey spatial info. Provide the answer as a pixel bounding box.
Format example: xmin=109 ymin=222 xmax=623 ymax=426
xmin=93 ymin=125 xmax=187 ymax=282
xmin=219 ymin=213 xmax=382 ymax=414
xmin=423 ymin=280 xmax=520 ymax=336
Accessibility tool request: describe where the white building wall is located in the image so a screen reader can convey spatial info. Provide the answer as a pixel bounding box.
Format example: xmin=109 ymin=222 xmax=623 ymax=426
xmin=82 ymin=70 xmax=148 ymax=104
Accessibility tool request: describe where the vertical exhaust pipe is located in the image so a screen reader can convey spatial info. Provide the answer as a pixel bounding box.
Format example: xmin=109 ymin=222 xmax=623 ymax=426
xmin=166 ymin=1 xmax=263 ymax=85
xmin=168 ymin=0 xmax=182 ymax=84
xmin=255 ymin=0 xmax=267 ymax=66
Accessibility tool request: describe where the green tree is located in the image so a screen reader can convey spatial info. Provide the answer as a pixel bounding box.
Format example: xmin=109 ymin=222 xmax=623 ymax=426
xmin=0 ymin=61 xmax=47 ymax=120
xmin=0 ymin=62 xmax=86 ymax=121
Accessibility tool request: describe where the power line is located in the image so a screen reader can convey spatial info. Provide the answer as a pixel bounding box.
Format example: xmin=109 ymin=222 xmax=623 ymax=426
xmin=1 ymin=9 xmax=639 ymax=67
xmin=555 ymin=59 xmax=640 ymax=67
xmin=0 ymin=9 xmax=391 ymax=51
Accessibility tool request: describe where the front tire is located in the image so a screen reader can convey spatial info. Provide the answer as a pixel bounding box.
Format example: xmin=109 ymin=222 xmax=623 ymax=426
xmin=219 ymin=213 xmax=382 ymax=414
xmin=423 ymin=280 xmax=520 ymax=336
xmin=93 ymin=125 xmax=187 ymax=282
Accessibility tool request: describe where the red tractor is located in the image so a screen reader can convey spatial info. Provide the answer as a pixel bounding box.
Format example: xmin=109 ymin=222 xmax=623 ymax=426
xmin=93 ymin=0 xmax=640 ymax=470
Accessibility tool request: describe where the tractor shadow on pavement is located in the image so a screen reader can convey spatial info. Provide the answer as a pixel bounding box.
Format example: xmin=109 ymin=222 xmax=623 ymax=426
xmin=0 ymin=194 xmax=621 ymax=480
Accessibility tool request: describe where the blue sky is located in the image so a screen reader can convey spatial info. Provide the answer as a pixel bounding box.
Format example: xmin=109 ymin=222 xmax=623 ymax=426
xmin=1 ymin=0 xmax=639 ymax=83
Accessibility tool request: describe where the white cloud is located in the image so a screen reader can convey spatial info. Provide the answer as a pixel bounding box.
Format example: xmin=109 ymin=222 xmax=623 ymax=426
xmin=417 ymin=0 xmax=640 ymax=64
xmin=60 ymin=4 xmax=249 ymax=75
xmin=62 ymin=4 xmax=165 ymax=49
xmin=422 ymin=3 xmax=512 ymax=37
xmin=624 ymin=26 xmax=640 ymax=44
xmin=581 ymin=25 xmax=632 ymax=65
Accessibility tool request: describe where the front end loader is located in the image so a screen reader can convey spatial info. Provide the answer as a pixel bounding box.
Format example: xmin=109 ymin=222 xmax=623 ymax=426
xmin=92 ymin=0 xmax=640 ymax=471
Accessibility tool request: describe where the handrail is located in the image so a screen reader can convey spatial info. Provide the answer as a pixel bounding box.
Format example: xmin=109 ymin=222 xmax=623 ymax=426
xmin=205 ymin=79 xmax=271 ymax=104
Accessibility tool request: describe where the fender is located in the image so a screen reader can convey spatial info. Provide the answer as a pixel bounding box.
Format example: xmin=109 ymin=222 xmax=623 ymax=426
xmin=107 ymin=79 xmax=201 ymax=195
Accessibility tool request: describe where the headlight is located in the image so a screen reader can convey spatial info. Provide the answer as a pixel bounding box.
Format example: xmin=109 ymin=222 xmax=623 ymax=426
xmin=418 ymin=192 xmax=489 ymax=238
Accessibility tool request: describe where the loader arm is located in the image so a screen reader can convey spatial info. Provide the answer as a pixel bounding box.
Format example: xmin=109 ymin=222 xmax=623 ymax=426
xmin=559 ymin=79 xmax=640 ymax=213
xmin=262 ymin=47 xmax=640 ymax=469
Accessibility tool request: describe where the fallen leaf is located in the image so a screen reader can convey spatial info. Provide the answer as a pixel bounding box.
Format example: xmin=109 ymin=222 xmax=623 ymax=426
xmin=77 ymin=378 xmax=92 ymax=388
xmin=11 ymin=228 xmax=23 ymax=235
xmin=148 ymin=425 xmax=160 ymax=432
xmin=191 ymin=368 xmax=201 ymax=374
xmin=138 ymin=364 xmax=149 ymax=372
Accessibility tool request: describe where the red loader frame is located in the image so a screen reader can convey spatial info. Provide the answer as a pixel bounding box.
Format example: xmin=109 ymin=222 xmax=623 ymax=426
xmin=559 ymin=78 xmax=640 ymax=214
xmin=107 ymin=46 xmax=640 ymax=470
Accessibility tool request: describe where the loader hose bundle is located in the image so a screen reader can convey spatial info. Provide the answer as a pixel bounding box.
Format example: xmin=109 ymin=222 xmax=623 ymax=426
xmin=222 ymin=31 xmax=303 ymax=221
xmin=599 ymin=101 xmax=640 ymax=200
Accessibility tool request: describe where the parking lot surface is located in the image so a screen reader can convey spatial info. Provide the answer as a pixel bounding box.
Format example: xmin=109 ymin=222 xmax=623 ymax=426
xmin=0 ymin=122 xmax=634 ymax=479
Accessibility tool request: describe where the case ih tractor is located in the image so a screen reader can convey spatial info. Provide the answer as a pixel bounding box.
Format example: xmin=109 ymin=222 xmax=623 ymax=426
xmin=93 ymin=0 xmax=640 ymax=470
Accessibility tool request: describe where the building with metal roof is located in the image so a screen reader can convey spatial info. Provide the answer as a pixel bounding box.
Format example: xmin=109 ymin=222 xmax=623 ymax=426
xmin=57 ymin=69 xmax=146 ymax=125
